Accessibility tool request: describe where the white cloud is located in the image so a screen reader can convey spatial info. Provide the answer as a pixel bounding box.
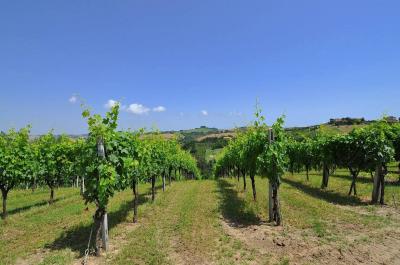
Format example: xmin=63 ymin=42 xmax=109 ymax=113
xmin=69 ymin=95 xmax=77 ymax=104
xmin=201 ymin=110 xmax=208 ymax=116
xmin=229 ymin=111 xmax=243 ymax=116
xmin=153 ymin=106 xmax=166 ymax=112
xmin=104 ymin=99 xmax=120 ymax=109
xmin=104 ymin=100 xmax=165 ymax=115
xmin=126 ymin=103 xmax=150 ymax=115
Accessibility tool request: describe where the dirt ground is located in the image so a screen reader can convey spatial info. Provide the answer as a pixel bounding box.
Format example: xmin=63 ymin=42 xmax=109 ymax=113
xmin=221 ymin=206 xmax=400 ymax=265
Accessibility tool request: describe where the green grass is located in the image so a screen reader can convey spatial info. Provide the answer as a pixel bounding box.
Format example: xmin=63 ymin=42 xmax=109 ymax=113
xmin=112 ymin=180 xmax=261 ymax=265
xmin=222 ymin=169 xmax=399 ymax=241
xmin=205 ymin=147 xmax=223 ymax=162
xmin=1 ymin=169 xmax=399 ymax=264
xmin=0 ymin=182 xmax=157 ymax=265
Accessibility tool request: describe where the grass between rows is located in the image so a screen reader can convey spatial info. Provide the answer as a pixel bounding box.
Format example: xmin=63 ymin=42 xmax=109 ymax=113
xmin=0 ymin=168 xmax=399 ymax=265
xmin=0 ymin=182 xmax=157 ymax=265
xmin=224 ymin=169 xmax=399 ymax=241
xmin=111 ymin=180 xmax=265 ymax=265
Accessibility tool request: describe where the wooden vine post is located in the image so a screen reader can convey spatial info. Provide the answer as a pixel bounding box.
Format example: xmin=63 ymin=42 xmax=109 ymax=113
xmin=96 ymin=137 xmax=109 ymax=254
xmin=372 ymin=163 xmax=385 ymax=204
xmin=268 ymin=128 xmax=274 ymax=222
xmin=80 ymin=177 xmax=85 ymax=195
xmin=267 ymin=127 xmax=282 ymax=226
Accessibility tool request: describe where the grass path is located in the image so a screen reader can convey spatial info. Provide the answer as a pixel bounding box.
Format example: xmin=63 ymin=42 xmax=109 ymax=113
xmin=1 ymin=170 xmax=399 ymax=265
xmin=0 ymin=183 xmax=157 ymax=265
xmin=111 ymin=180 xmax=267 ymax=265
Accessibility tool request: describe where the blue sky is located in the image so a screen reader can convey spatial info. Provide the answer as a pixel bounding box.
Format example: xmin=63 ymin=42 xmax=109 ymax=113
xmin=1 ymin=0 xmax=399 ymax=134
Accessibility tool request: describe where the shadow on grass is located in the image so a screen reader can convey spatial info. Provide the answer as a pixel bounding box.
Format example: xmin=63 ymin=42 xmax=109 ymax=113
xmin=306 ymin=172 xmax=372 ymax=183
xmin=330 ymin=173 xmax=373 ymax=184
xmin=298 ymin=171 xmax=399 ymax=187
xmin=7 ymin=198 xmax=62 ymax=216
xmin=282 ymin=177 xmax=368 ymax=206
xmin=45 ymin=183 xmax=165 ymax=257
xmin=216 ymin=178 xmax=261 ymax=227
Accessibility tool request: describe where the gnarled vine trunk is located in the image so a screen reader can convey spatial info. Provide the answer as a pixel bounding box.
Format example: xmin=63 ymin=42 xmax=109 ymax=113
xmin=49 ymin=187 xmax=54 ymax=204
xmin=1 ymin=188 xmax=8 ymax=219
xmin=162 ymin=172 xmax=166 ymax=192
xmin=168 ymin=168 xmax=172 ymax=185
xmin=94 ymin=207 xmax=108 ymax=256
xmin=321 ymin=164 xmax=329 ymax=189
xmin=372 ymin=164 xmax=387 ymax=204
xmin=242 ymin=170 xmax=246 ymax=191
xmin=250 ymin=172 xmax=256 ymax=201
xmin=348 ymin=169 xmax=359 ymax=196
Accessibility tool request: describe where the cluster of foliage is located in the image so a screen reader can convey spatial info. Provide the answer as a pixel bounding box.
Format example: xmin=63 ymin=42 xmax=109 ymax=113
xmin=286 ymin=138 xmax=316 ymax=180
xmin=35 ymin=133 xmax=76 ymax=204
xmin=76 ymin=105 xmax=199 ymax=254
xmin=0 ymin=105 xmax=200 ymax=227
xmin=0 ymin=127 xmax=33 ymax=219
xmin=215 ymin=107 xmax=287 ymax=225
xmin=286 ymin=120 xmax=398 ymax=202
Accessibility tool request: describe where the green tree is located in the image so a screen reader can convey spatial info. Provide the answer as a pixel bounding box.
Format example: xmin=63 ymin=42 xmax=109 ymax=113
xmin=257 ymin=117 xmax=287 ymax=225
xmin=113 ymin=131 xmax=141 ymax=222
xmin=241 ymin=106 xmax=268 ymax=200
xmin=0 ymin=127 xmax=33 ymax=219
xmin=36 ymin=133 xmax=75 ymax=204
xmin=80 ymin=104 xmax=121 ymax=255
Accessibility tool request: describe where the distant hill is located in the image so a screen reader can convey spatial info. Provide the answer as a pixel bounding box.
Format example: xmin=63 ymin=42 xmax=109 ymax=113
xmin=163 ymin=126 xmax=219 ymax=135
xmin=164 ymin=116 xmax=399 ymax=143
